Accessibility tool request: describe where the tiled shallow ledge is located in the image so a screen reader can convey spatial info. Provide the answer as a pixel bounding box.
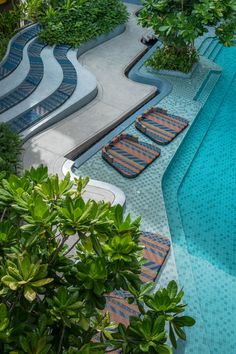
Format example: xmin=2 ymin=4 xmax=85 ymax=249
xmin=66 ymin=35 xmax=222 ymax=328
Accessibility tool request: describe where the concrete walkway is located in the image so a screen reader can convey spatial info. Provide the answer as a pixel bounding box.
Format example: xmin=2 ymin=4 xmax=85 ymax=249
xmin=23 ymin=3 xmax=156 ymax=176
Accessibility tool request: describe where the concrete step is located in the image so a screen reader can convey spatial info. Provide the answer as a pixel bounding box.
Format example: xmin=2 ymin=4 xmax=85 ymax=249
xmin=0 ymin=45 xmax=63 ymax=123
xmin=203 ymin=39 xmax=218 ymax=58
xmin=198 ymin=37 xmax=215 ymax=56
xmin=0 ymin=39 xmax=46 ymax=113
xmin=8 ymin=45 xmax=78 ymax=133
xmin=209 ymin=42 xmax=222 ymax=61
xmin=195 ymin=71 xmax=221 ymax=105
xmin=0 ymin=24 xmax=40 ymax=80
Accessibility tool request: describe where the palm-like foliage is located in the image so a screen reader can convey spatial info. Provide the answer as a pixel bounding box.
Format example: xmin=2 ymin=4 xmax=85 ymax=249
xmin=0 ymin=166 xmax=195 ymax=353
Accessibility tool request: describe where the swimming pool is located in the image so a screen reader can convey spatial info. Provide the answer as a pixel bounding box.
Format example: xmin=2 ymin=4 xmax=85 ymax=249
xmin=163 ymin=44 xmax=236 ymax=353
xmin=71 ymin=39 xmax=235 ymax=353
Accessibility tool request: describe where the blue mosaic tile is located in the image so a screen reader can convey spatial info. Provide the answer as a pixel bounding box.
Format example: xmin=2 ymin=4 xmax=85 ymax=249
xmin=72 ymin=35 xmax=230 ymax=353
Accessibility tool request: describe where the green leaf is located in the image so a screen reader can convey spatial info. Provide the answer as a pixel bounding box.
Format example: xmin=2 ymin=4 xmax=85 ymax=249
xmin=19 ymin=336 xmax=31 ymax=352
xmin=158 ymin=344 xmax=172 ymax=354
xmin=174 ymin=316 xmax=196 ymax=327
xmin=24 ymin=286 xmax=37 ymax=302
xmin=31 ymin=278 xmax=54 ymax=287
xmin=159 ymin=25 xmax=170 ymax=32
xmin=0 ymin=304 xmax=9 ymax=332
xmin=140 ymin=342 xmax=151 ymax=352
xmin=174 ymin=325 xmax=186 ymax=341
xmin=167 ymin=280 xmax=178 ymax=298
xmin=169 ymin=322 xmax=177 ymax=349
xmin=1 ymin=275 xmax=18 ymax=290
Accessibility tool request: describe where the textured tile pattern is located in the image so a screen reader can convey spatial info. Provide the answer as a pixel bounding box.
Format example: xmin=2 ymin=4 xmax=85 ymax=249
xmin=72 ymin=35 xmax=227 ymax=353
xmin=163 ymin=45 xmax=236 ymax=354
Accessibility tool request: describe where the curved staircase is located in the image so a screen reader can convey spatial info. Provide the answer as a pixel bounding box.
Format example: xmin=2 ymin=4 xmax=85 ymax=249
xmin=0 ymin=39 xmax=46 ymax=114
xmin=8 ymin=45 xmax=77 ymax=133
xmin=0 ymin=24 xmax=97 ymax=139
xmin=0 ymin=24 xmax=40 ymax=79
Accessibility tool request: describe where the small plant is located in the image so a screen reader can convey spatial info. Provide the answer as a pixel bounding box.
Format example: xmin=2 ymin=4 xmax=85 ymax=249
xmin=145 ymin=45 xmax=199 ymax=74
xmin=0 ymin=123 xmax=22 ymax=180
xmin=113 ymin=281 xmax=195 ymax=353
xmin=0 ymin=166 xmax=195 ymax=353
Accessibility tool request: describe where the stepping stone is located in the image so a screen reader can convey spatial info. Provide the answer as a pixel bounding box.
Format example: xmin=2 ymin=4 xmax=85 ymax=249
xmin=105 ymin=231 xmax=171 ymax=327
xmin=102 ymin=133 xmax=161 ymax=178
xmin=135 ymin=106 xmax=189 ymax=145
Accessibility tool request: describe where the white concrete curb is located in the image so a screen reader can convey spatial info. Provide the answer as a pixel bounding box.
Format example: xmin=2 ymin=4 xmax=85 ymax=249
xmin=62 ymin=159 xmax=126 ymax=207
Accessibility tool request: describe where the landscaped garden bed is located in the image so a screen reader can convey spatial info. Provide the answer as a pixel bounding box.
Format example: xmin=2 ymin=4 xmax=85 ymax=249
xmin=0 ymin=5 xmax=22 ymax=61
xmin=0 ymin=0 xmax=129 ymax=61
xmin=139 ymin=0 xmax=236 ymax=74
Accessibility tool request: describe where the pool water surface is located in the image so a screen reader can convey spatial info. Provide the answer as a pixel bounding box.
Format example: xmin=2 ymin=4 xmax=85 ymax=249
xmin=163 ymin=44 xmax=236 ymax=353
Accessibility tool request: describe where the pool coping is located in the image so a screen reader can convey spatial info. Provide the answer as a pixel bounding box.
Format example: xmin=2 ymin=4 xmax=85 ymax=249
xmin=63 ymin=159 xmax=126 ymax=206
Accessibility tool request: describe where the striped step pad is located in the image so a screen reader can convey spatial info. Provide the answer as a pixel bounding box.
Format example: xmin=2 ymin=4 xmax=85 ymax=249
xmin=0 ymin=24 xmax=40 ymax=80
xmin=8 ymin=45 xmax=77 ymax=133
xmin=135 ymin=107 xmax=189 ymax=145
xmin=102 ymin=133 xmax=161 ymax=178
xmin=0 ymin=39 xmax=46 ymax=114
xmin=105 ymin=231 xmax=171 ymax=327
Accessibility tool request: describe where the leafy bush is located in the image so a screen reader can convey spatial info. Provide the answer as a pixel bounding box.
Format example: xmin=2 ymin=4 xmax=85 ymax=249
xmin=24 ymin=0 xmax=129 ymax=47
xmin=0 ymin=166 xmax=195 ymax=353
xmin=139 ymin=0 xmax=236 ymax=72
xmin=0 ymin=6 xmax=22 ymax=61
xmin=0 ymin=123 xmax=22 ymax=180
xmin=146 ymin=45 xmax=199 ymax=73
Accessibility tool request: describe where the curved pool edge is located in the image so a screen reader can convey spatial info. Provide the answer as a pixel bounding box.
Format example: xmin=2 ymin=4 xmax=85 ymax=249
xmin=62 ymin=159 xmax=126 ymax=207
xmin=161 ymin=42 xmax=236 ymax=353
xmin=62 ymin=34 xmax=223 ymax=325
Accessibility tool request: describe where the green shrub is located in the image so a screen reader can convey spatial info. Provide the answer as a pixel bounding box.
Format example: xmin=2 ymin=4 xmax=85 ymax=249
xmin=0 ymin=6 xmax=22 ymax=61
xmin=0 ymin=166 xmax=195 ymax=353
xmin=146 ymin=46 xmax=199 ymax=73
xmin=139 ymin=0 xmax=236 ymax=72
xmin=25 ymin=0 xmax=129 ymax=47
xmin=0 ymin=123 xmax=22 ymax=180
xmin=0 ymin=35 xmax=10 ymax=62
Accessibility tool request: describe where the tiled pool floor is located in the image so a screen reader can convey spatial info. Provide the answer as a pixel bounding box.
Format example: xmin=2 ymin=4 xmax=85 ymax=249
xmin=71 ymin=32 xmax=235 ymax=352
xmin=163 ymin=45 xmax=236 ymax=354
xmin=72 ymin=40 xmax=223 ymax=354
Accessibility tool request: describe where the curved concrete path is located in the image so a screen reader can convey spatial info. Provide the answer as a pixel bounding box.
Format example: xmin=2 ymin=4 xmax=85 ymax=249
xmin=23 ymin=3 xmax=156 ymax=177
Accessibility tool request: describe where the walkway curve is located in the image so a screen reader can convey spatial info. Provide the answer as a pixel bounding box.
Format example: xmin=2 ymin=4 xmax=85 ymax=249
xmin=23 ymin=3 xmax=157 ymax=176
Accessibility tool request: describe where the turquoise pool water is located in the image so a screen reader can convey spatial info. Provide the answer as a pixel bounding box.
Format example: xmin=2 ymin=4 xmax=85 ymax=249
xmin=163 ymin=44 xmax=236 ymax=353
xmin=72 ymin=42 xmax=236 ymax=353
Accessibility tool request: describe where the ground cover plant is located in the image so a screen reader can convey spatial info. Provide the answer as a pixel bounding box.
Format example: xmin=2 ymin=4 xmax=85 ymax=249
xmin=0 ymin=165 xmax=195 ymax=353
xmin=0 ymin=123 xmax=22 ymax=180
xmin=0 ymin=5 xmax=22 ymax=61
xmin=139 ymin=0 xmax=236 ymax=73
xmin=24 ymin=0 xmax=129 ymax=47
